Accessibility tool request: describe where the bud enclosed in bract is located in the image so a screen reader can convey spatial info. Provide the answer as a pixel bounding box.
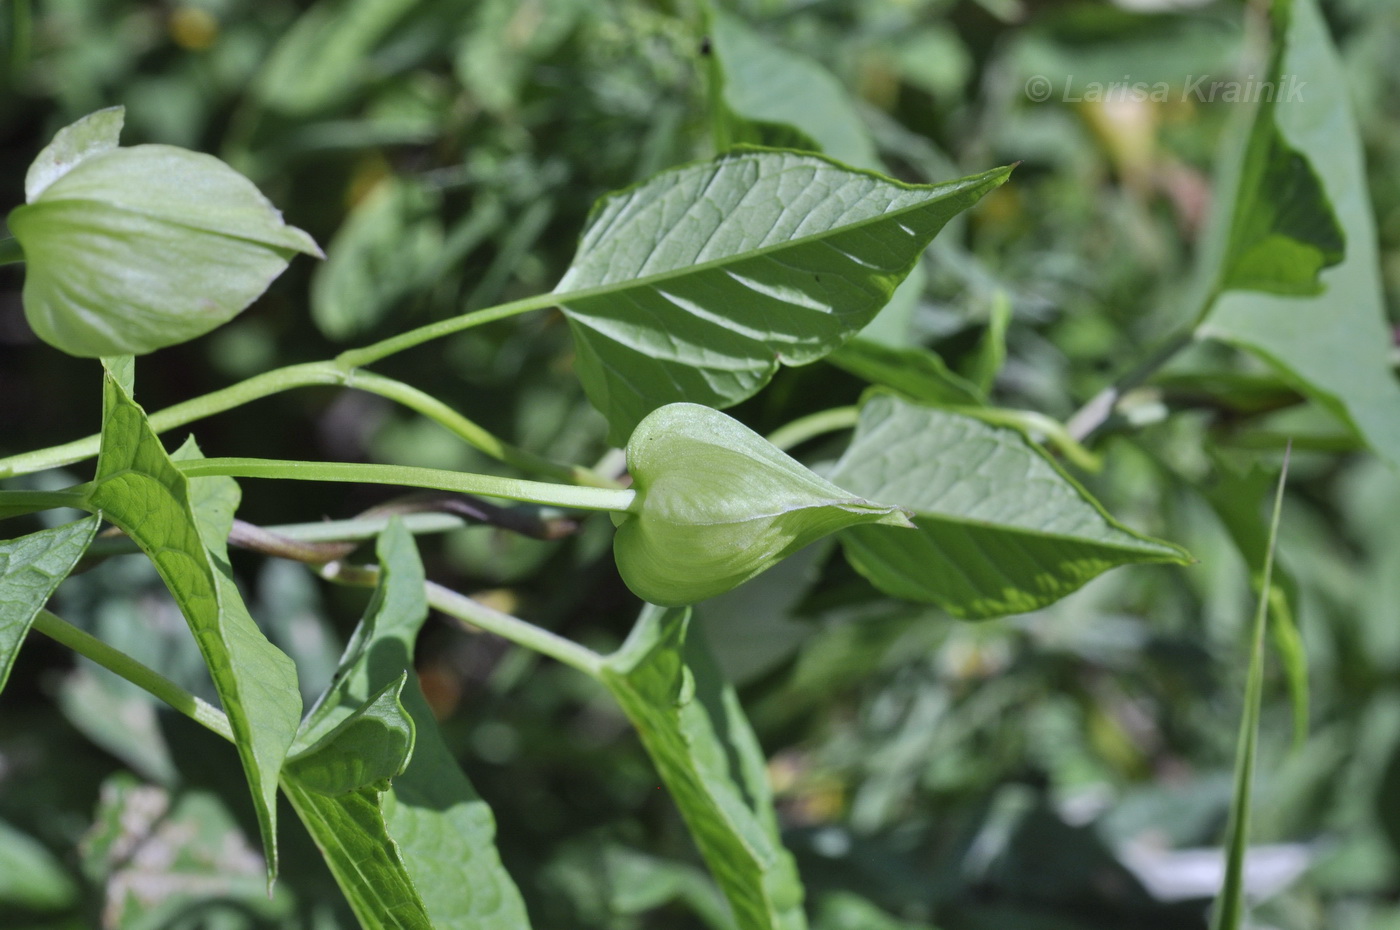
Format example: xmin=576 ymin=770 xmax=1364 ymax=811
xmin=8 ymin=107 xmax=322 ymax=357
xmin=614 ymin=403 xmax=913 ymax=606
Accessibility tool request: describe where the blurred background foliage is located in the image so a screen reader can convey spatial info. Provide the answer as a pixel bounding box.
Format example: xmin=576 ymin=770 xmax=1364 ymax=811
xmin=1 ymin=0 xmax=1399 ymax=927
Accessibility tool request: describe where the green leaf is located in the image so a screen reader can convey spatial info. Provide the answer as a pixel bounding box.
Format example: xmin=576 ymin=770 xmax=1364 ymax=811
xmin=281 ymin=781 xmax=435 ymax=930
xmin=546 ymin=841 xmax=737 ymax=930
xmin=82 ymin=366 xmax=301 ymax=883
xmin=254 ymin=0 xmax=423 ymax=116
xmin=1211 ymin=448 xmax=1290 ymax=930
xmin=23 ymin=106 xmax=123 ymax=201
xmin=1196 ymin=0 xmax=1400 ymax=467
xmin=600 ymin=605 xmax=807 ymax=930
xmin=829 ymin=393 xmax=1190 ymax=618
xmin=1216 ymin=3 xmax=1342 ymax=297
xmin=615 ymin=403 xmax=911 ymax=606
xmin=286 ymin=519 xmax=533 ymax=929
xmin=555 ymin=149 xmax=1011 ymax=443
xmin=706 ymin=5 xmax=879 ymax=169
xmin=0 ymin=516 xmax=99 ymax=693
xmin=8 ymin=107 xmax=322 ymax=357
xmin=826 ymin=339 xmax=985 ymax=407
xmin=704 ymin=8 xmax=935 ymax=354
xmin=1205 ymin=462 xmax=1308 ymax=749
xmin=284 ymin=675 xmax=414 ymax=796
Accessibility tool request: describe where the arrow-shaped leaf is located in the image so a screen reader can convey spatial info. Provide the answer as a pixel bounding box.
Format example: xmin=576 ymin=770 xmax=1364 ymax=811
xmin=830 ymin=392 xmax=1190 ymax=618
xmin=285 ymin=520 xmax=532 ymax=929
xmin=556 ymin=149 xmax=1010 ymax=442
xmin=82 ymin=366 xmax=301 ymax=883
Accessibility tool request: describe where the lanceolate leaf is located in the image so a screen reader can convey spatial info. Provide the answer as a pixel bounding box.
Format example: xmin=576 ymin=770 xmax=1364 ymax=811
xmin=285 ymin=520 xmax=532 ymax=929
xmin=601 ymin=605 xmax=807 ymax=930
xmin=555 ymin=149 xmax=1010 ymax=442
xmin=830 ymin=393 xmax=1190 ymax=618
xmin=0 ymin=516 xmax=100 ymax=692
xmin=82 ymin=367 xmax=301 ymax=883
xmin=1196 ymin=0 xmax=1400 ymax=466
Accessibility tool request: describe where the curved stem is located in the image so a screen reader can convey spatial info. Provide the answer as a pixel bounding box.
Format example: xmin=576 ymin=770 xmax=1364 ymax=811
xmin=0 ymin=360 xmax=614 ymax=487
xmin=177 ymin=457 xmax=636 ymax=512
xmin=0 ymin=361 xmax=343 ymax=478
xmin=0 ymin=237 xmax=22 ymax=266
xmin=766 ymin=406 xmax=859 ymax=452
xmin=33 ymin=610 xmax=234 ymax=742
xmin=320 ymin=562 xmax=603 ymax=678
xmin=348 ymin=371 xmax=621 ymax=488
xmin=334 ymin=289 xmax=562 ymax=370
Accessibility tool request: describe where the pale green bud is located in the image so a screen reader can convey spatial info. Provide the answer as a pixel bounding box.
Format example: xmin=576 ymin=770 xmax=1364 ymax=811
xmin=8 ymin=107 xmax=322 ymax=357
xmin=614 ymin=403 xmax=913 ymax=606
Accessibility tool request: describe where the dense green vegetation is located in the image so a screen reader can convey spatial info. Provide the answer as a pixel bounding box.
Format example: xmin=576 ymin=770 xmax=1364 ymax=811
xmin=1 ymin=0 xmax=1398 ymax=928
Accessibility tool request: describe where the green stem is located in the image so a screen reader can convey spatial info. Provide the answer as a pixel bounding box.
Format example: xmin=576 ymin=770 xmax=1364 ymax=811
xmin=0 ymin=488 xmax=86 ymax=520
xmin=0 ymin=236 xmax=23 ymax=266
xmin=320 ymin=562 xmax=603 ymax=678
xmin=0 ymin=360 xmax=615 ymax=487
xmin=0 ymin=361 xmax=342 ymax=478
xmin=334 ymin=289 xmax=563 ymax=370
xmin=177 ymin=457 xmax=636 ymax=513
xmin=32 ymin=610 xmax=234 ymax=742
xmin=349 ymin=371 xmax=620 ymax=488
xmin=766 ymin=406 xmax=859 ymax=452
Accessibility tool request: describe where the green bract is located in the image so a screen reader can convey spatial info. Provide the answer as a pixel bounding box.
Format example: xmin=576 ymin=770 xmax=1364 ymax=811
xmin=7 ymin=107 xmax=322 ymax=357
xmin=614 ymin=403 xmax=912 ymax=606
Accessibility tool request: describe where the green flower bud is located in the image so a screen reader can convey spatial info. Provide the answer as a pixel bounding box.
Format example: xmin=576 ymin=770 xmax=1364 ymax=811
xmin=614 ymin=403 xmax=913 ymax=606
xmin=7 ymin=106 xmax=322 ymax=357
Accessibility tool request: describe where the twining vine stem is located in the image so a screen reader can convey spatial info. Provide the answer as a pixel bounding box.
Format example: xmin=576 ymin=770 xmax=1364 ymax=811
xmin=0 ymin=297 xmax=621 ymax=489
xmin=32 ymin=610 xmax=235 ymax=742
